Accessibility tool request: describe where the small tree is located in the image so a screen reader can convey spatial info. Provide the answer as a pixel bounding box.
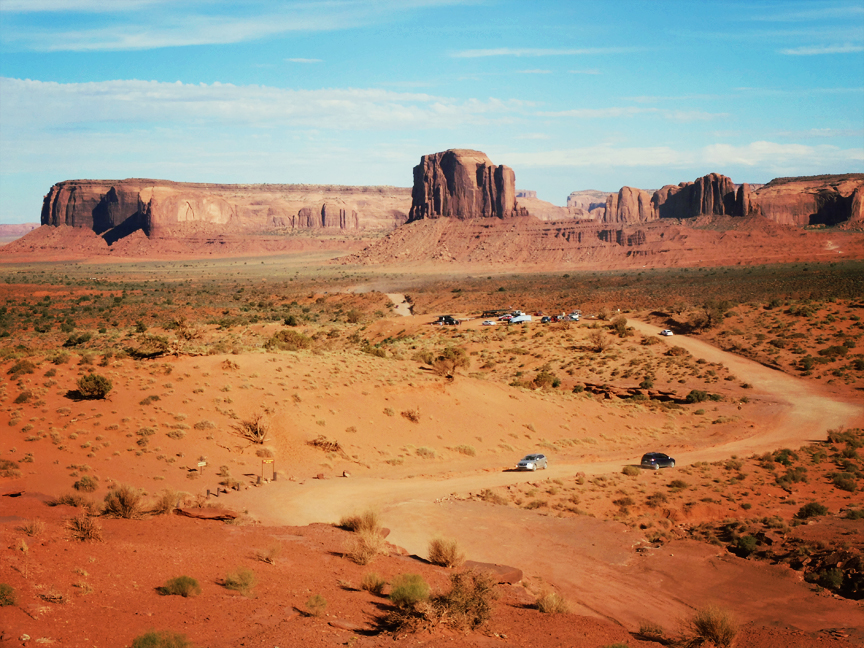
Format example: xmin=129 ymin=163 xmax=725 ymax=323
xmin=77 ymin=373 xmax=113 ymax=399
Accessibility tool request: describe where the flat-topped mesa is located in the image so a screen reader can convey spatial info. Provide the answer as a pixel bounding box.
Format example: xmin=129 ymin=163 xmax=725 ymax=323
xmin=41 ymin=179 xmax=411 ymax=240
xmin=408 ymin=149 xmax=528 ymax=222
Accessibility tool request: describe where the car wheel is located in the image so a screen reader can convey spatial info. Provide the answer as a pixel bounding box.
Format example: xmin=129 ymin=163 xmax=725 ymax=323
xmin=670 ymin=460 xmax=676 ymax=468
xmin=652 ymin=464 xmax=660 ymax=470
xmin=531 ymin=465 xmax=537 ymax=471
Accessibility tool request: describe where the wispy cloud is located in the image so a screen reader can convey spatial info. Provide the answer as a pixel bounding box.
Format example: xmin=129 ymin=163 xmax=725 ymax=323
xmin=286 ymin=58 xmax=322 ymax=63
xmin=506 ymin=141 xmax=863 ymax=169
xmin=516 ymin=69 xmax=552 ymax=74
xmin=780 ymin=44 xmax=864 ymax=55
xmin=0 ymin=77 xmax=525 ymax=131
xmin=1 ymin=0 xmax=470 ymax=51
xmin=568 ymin=69 xmax=600 ymax=75
xmin=536 ymin=106 xmax=726 ymax=122
xmin=452 ymin=47 xmax=633 ymax=58
xmin=746 ymin=4 xmax=864 ymax=22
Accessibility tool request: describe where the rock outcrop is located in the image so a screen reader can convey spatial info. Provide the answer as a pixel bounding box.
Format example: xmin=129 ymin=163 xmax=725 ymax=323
xmin=652 ymin=173 xmax=739 ymax=219
xmin=748 ymin=174 xmax=864 ymax=226
xmin=408 ymin=149 xmax=528 ymax=222
xmin=41 ymin=179 xmax=411 ymax=242
xmin=603 ymin=186 xmax=655 ymax=223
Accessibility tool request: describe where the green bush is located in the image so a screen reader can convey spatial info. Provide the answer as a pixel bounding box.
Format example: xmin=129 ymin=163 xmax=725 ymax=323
xmin=0 ymin=583 xmax=15 ymax=607
xmin=158 ymin=576 xmax=201 ymax=598
xmin=832 ymin=472 xmax=858 ymax=492
xmin=389 ymin=574 xmax=430 ymax=609
xmin=77 ymin=373 xmax=113 ymax=399
xmin=434 ymin=569 xmax=498 ymax=630
xmin=816 ymin=568 xmax=844 ymax=590
xmin=361 ymin=572 xmax=387 ymax=595
xmin=796 ymin=502 xmax=829 ymax=519
xmin=7 ymin=359 xmax=36 ymax=377
xmin=130 ymin=630 xmax=193 ymax=648
xmin=735 ymin=535 xmax=758 ymax=556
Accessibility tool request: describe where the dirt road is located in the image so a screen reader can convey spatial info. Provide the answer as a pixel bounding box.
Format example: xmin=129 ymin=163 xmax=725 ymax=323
xmin=237 ymin=317 xmax=864 ymax=634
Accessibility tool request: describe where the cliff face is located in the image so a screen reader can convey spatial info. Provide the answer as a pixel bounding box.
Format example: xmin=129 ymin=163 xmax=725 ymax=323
xmin=748 ymin=174 xmax=864 ymax=226
xmin=603 ymin=187 xmax=655 ymax=224
xmin=408 ymin=149 xmax=527 ymax=222
xmin=41 ymin=179 xmax=411 ymax=241
xmin=652 ymin=173 xmax=739 ymax=220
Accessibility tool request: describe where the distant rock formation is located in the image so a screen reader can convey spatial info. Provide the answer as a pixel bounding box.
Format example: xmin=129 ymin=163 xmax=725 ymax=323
xmin=516 ymin=190 xmax=536 ymax=199
xmin=652 ymin=173 xmax=739 ymax=220
xmin=748 ymin=174 xmax=864 ymax=226
xmin=41 ymin=179 xmax=410 ymax=242
xmin=603 ymin=187 xmax=655 ymax=223
xmin=408 ymin=149 xmax=528 ymax=222
xmin=0 ymin=223 xmax=39 ymax=242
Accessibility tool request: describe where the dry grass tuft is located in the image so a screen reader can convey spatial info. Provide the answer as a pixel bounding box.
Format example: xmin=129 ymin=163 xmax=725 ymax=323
xmin=67 ymin=513 xmax=103 ymax=542
xmin=255 ymin=544 xmax=282 ymax=564
xmin=232 ymin=413 xmax=268 ymax=444
xmin=346 ymin=527 xmax=388 ymax=565
xmin=339 ymin=509 xmax=380 ymax=533
xmin=151 ymin=489 xmax=182 ymax=515
xmin=103 ymin=484 xmax=144 ymax=519
xmin=401 ymin=408 xmax=421 ymax=423
xmin=682 ymin=605 xmax=737 ymax=648
xmin=428 ymin=537 xmax=465 ymax=568
xmin=536 ymin=591 xmax=569 ymax=614
xmin=361 ymin=572 xmax=387 ymax=595
xmin=18 ymin=519 xmax=45 ymax=536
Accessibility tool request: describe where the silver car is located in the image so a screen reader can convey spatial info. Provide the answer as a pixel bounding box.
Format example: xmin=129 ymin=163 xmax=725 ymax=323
xmin=517 ymin=454 xmax=548 ymax=471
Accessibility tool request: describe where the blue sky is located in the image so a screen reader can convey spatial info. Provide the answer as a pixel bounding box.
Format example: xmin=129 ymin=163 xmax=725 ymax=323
xmin=1 ymin=0 xmax=862 ymax=223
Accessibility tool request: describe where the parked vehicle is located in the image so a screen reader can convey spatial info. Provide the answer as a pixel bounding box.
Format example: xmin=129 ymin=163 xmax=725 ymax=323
xmin=482 ymin=320 xmax=496 ymax=326
xmin=640 ymin=452 xmax=675 ymax=470
xmin=541 ymin=316 xmax=551 ymax=323
xmin=498 ymin=314 xmax=513 ymax=321
xmin=660 ymin=329 xmax=674 ymax=336
xmin=517 ymin=454 xmax=548 ymax=471
xmin=510 ymin=314 xmax=532 ymax=324
xmin=435 ymin=315 xmax=460 ymax=326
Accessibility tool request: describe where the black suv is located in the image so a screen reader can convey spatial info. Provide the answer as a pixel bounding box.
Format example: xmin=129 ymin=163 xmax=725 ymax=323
xmin=640 ymin=452 xmax=676 ymax=470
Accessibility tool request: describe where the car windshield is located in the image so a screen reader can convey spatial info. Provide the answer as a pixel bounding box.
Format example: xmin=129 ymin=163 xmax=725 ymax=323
xmin=522 ymin=455 xmax=541 ymax=461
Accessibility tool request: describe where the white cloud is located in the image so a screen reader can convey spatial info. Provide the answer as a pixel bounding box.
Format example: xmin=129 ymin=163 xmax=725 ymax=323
xmin=780 ymin=44 xmax=864 ymax=55
xmin=516 ymin=69 xmax=552 ymax=74
xmin=505 ymin=141 xmax=864 ymax=171
xmin=0 ymin=0 xmax=169 ymax=11
xmin=0 ymin=77 xmax=525 ymax=131
xmin=535 ymin=107 xmax=726 ymax=122
xmin=568 ymin=69 xmax=600 ymax=75
xmin=286 ymin=58 xmax=322 ymax=63
xmin=452 ymin=47 xmax=633 ymax=58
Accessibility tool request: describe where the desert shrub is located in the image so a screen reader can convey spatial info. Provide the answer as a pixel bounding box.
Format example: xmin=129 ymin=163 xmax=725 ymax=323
xmin=232 ymin=413 xmax=268 ymax=444
xmin=103 ymin=484 xmax=144 ymax=519
xmin=683 ymin=605 xmax=737 ymax=648
xmin=64 ymin=332 xmax=93 ymax=347
xmin=130 ymin=630 xmax=192 ymax=648
xmin=77 ymin=373 xmax=113 ymax=399
xmin=622 ymin=465 xmax=640 ymax=477
xmin=430 ymin=346 xmax=470 ymax=377
xmin=814 ymin=567 xmax=844 ymax=590
xmin=193 ymin=420 xmax=216 ymax=430
xmin=416 ymin=446 xmax=436 ymax=459
xmin=126 ymin=335 xmax=170 ymax=359
xmin=638 ymin=619 xmax=666 ymax=641
xmin=401 ymin=408 xmax=421 ymax=423
xmin=339 ymin=509 xmax=380 ymax=533
xmin=479 ymin=488 xmax=508 ymax=505
xmin=666 ymin=345 xmax=690 ymax=357
xmin=266 ymin=329 xmax=312 ymax=351
xmin=536 ymin=591 xmax=568 ymax=614
xmin=832 ymin=472 xmax=857 ymax=492
xmin=0 ymin=459 xmax=21 ymax=479
xmin=451 ymin=444 xmax=476 ymax=456
xmin=51 ymin=492 xmax=94 ymax=510
xmin=346 ymin=527 xmax=387 ymax=565
xmin=152 ymin=489 xmax=182 ymax=515
xmin=735 ymin=535 xmax=758 ymax=556
xmin=223 ymin=567 xmax=256 ymax=594
xmin=18 ymin=519 xmax=45 ymax=536
xmin=588 ymin=329 xmax=610 ymax=352
xmin=796 ymin=501 xmax=829 ymax=519
xmin=668 ymin=479 xmax=689 ymax=492
xmin=0 ymin=583 xmax=15 ymax=607
xmin=14 ymin=390 xmax=32 ymax=404
xmin=362 ymin=572 xmax=387 ymax=595
xmin=647 ymin=492 xmax=668 ymax=508
xmin=74 ymin=475 xmax=98 ymax=492
xmin=158 ymin=576 xmax=201 ymax=598
xmin=428 ymin=538 xmax=464 ymax=568
xmin=775 ymin=466 xmax=808 ymax=491
xmin=389 ymin=573 xmax=430 ymax=609
xmin=67 ymin=513 xmax=103 ymax=542
xmin=306 ymin=593 xmax=327 ymax=616
xmin=8 ymin=359 xmax=36 ymax=377
xmin=51 ymin=351 xmax=70 ymax=365
xmin=844 ymin=508 xmax=864 ymax=520
xmin=433 ymin=569 xmax=498 ymax=630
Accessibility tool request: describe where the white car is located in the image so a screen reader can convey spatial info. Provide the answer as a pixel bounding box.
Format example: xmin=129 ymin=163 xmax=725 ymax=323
xmin=482 ymin=320 xmax=496 ymax=326
xmin=660 ymin=329 xmax=674 ymax=336
xmin=517 ymin=454 xmax=548 ymax=471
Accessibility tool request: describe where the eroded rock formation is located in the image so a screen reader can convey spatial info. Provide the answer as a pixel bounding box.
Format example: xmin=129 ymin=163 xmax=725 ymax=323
xmin=748 ymin=174 xmax=864 ymax=226
xmin=652 ymin=173 xmax=739 ymax=220
xmin=408 ymin=149 xmax=528 ymax=222
xmin=603 ymin=187 xmax=655 ymax=224
xmin=41 ymin=179 xmax=410 ymax=242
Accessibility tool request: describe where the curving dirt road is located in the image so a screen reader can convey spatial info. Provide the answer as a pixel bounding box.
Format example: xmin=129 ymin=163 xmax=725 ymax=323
xmin=236 ymin=315 xmax=864 ymax=634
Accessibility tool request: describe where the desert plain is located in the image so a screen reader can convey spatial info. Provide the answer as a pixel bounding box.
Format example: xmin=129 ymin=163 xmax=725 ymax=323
xmin=0 ymin=251 xmax=863 ymax=648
